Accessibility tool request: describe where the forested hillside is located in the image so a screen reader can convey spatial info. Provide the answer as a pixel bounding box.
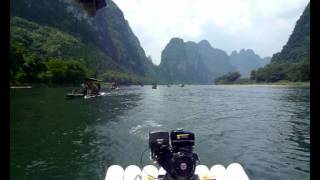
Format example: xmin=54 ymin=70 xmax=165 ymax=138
xmin=251 ymin=3 xmax=309 ymax=82
xmin=10 ymin=0 xmax=156 ymax=85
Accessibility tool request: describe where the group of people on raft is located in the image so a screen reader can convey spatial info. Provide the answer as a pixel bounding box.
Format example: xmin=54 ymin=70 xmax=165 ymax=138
xmin=80 ymin=78 xmax=117 ymax=96
xmin=82 ymin=80 xmax=101 ymax=95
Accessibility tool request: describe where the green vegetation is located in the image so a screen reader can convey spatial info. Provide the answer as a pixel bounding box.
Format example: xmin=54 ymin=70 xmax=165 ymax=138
xmin=215 ymin=58 xmax=309 ymax=85
xmin=248 ymin=3 xmax=309 ymax=84
xmin=10 ymin=17 xmax=153 ymax=85
xmin=10 ymin=17 xmax=99 ymax=85
xmin=251 ymin=59 xmax=309 ymax=83
xmin=11 ymin=55 xmax=88 ymax=85
xmin=10 ymin=0 xmax=159 ymax=86
xmin=10 ymin=17 xmax=117 ymax=70
xmin=11 ymin=0 xmax=96 ymax=43
xmin=215 ymin=72 xmax=241 ymax=84
xmin=271 ymin=4 xmax=309 ymax=64
xmin=99 ymin=70 xmax=154 ymax=85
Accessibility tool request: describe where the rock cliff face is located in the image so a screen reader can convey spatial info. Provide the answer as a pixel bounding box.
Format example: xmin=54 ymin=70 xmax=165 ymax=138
xmin=159 ymin=38 xmax=235 ymax=84
xmin=11 ymin=0 xmax=156 ymax=77
xmin=90 ymin=0 xmax=156 ymax=76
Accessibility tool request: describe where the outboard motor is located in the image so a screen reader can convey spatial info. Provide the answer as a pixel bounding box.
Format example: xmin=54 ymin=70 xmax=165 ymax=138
xmin=149 ymin=130 xmax=199 ymax=180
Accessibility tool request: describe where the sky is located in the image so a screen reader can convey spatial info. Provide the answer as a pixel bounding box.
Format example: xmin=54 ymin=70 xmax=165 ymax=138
xmin=113 ymin=0 xmax=309 ymax=65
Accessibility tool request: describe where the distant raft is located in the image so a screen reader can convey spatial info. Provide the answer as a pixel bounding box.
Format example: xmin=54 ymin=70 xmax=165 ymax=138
xmin=65 ymin=93 xmax=85 ymax=98
xmin=105 ymin=163 xmax=249 ymax=180
xmin=74 ymin=0 xmax=107 ymax=17
xmin=152 ymin=84 xmax=157 ymax=89
xmin=10 ymin=86 xmax=32 ymax=89
xmin=66 ymin=92 xmax=106 ymax=99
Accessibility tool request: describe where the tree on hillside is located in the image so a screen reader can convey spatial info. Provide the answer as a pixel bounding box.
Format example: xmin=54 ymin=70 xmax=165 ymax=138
xmin=215 ymin=71 xmax=241 ymax=84
xmin=20 ymin=55 xmax=47 ymax=83
xmin=10 ymin=41 xmax=25 ymax=83
xmin=65 ymin=60 xmax=87 ymax=84
xmin=44 ymin=59 xmax=87 ymax=84
xmin=250 ymin=70 xmax=256 ymax=81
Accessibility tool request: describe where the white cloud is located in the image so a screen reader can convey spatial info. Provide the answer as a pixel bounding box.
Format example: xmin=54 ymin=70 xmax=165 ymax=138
xmin=113 ymin=0 xmax=309 ymax=65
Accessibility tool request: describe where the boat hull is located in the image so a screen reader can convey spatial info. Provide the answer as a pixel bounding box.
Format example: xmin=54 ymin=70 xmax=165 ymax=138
xmin=84 ymin=92 xmax=106 ymax=99
xmin=66 ymin=92 xmax=106 ymax=99
xmin=65 ymin=93 xmax=85 ymax=98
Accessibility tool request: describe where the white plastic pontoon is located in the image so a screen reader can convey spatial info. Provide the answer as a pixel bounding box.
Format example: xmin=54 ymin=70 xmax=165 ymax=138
xmin=105 ymin=163 xmax=249 ymax=180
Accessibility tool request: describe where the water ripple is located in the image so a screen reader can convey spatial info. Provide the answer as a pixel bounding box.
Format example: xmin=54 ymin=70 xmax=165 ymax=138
xmin=11 ymin=85 xmax=309 ymax=180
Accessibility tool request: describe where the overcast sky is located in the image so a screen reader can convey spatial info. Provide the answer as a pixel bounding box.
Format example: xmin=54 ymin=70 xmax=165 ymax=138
xmin=113 ymin=0 xmax=309 ymax=65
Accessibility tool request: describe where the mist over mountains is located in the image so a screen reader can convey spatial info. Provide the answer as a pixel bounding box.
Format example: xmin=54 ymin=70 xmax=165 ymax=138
xmin=229 ymin=49 xmax=271 ymax=77
xmin=158 ymin=38 xmax=271 ymax=83
xmin=158 ymin=38 xmax=235 ymax=84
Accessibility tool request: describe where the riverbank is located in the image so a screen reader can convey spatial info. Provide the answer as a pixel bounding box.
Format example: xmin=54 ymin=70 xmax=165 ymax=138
xmin=216 ymin=80 xmax=310 ymax=87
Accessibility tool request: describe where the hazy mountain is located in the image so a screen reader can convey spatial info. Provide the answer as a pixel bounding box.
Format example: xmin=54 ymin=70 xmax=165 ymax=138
xmin=229 ymin=49 xmax=271 ymax=77
xmin=159 ymin=38 xmax=235 ymax=84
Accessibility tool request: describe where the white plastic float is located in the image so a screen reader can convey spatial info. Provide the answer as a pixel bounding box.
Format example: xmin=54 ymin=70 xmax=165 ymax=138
xmin=84 ymin=92 xmax=106 ymax=99
xmin=105 ymin=163 xmax=249 ymax=180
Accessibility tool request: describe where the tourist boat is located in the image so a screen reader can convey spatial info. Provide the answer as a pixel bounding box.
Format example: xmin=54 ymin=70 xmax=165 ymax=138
xmin=84 ymin=92 xmax=106 ymax=99
xmin=110 ymin=86 xmax=118 ymax=90
xmin=66 ymin=91 xmax=106 ymax=99
xmin=65 ymin=92 xmax=85 ymax=98
xmin=66 ymin=77 xmax=105 ymax=99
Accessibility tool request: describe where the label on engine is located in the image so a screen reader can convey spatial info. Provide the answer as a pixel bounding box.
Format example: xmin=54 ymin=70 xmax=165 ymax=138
xmin=177 ymin=134 xmax=190 ymax=139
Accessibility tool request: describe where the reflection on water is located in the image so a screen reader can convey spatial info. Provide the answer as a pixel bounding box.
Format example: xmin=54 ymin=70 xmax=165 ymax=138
xmin=11 ymin=85 xmax=309 ymax=180
xmin=282 ymin=88 xmax=310 ymax=175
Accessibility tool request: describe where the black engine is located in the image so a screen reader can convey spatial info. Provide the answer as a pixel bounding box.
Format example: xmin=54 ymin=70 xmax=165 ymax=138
xmin=149 ymin=130 xmax=199 ymax=180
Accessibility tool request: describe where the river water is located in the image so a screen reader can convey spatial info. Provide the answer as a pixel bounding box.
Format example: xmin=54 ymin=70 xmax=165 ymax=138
xmin=10 ymin=85 xmax=310 ymax=180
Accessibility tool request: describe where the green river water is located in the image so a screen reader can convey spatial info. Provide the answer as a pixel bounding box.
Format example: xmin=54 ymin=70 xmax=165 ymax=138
xmin=10 ymin=85 xmax=310 ymax=180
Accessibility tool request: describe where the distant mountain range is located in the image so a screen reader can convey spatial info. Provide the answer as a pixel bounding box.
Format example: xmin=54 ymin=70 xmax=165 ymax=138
xmin=158 ymin=38 xmax=235 ymax=84
xmin=158 ymin=38 xmax=271 ymax=83
xmin=229 ymin=49 xmax=271 ymax=77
